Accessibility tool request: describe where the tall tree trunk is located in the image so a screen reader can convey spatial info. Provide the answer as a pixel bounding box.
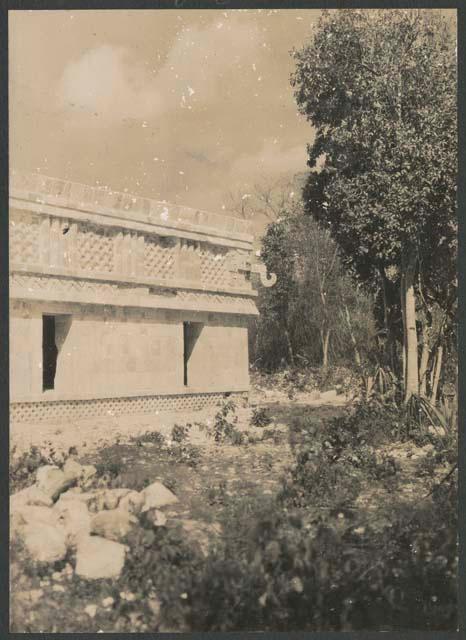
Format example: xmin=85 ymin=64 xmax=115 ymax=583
xmin=284 ymin=326 xmax=295 ymax=368
xmin=400 ymin=270 xmax=407 ymax=390
xmin=419 ymin=322 xmax=430 ymax=397
xmin=429 ymin=351 xmax=437 ymax=392
xmin=402 ymin=250 xmax=419 ymax=401
xmin=431 ymin=342 xmax=443 ymax=405
xmin=321 ymin=327 xmax=330 ymax=369
xmin=380 ymin=269 xmax=398 ymax=374
xmin=344 ymin=304 xmax=361 ymax=366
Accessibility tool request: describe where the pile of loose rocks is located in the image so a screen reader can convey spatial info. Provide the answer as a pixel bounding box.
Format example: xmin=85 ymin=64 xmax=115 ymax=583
xmin=10 ymin=458 xmax=180 ymax=580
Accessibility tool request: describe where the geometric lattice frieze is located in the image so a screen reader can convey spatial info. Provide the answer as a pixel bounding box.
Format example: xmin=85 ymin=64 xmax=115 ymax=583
xmin=9 ymin=211 xmax=41 ymax=266
xmin=78 ymin=223 xmax=115 ymax=273
xmin=144 ymin=235 xmax=177 ymax=280
xmin=199 ymin=244 xmax=230 ymax=288
xmin=10 ymin=391 xmax=248 ymax=424
xmin=10 ymin=211 xmax=258 ymax=294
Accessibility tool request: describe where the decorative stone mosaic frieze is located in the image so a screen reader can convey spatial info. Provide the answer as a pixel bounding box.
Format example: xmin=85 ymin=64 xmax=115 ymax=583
xmin=10 ymin=273 xmax=259 ymax=316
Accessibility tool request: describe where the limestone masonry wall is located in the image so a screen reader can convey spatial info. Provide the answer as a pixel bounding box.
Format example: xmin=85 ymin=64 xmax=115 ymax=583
xmin=9 ymin=172 xmax=273 ymax=423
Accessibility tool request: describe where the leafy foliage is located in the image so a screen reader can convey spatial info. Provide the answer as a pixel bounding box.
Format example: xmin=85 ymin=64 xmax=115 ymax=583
xmin=130 ymin=431 xmax=166 ymax=447
xmin=254 ymin=212 xmax=377 ymax=371
xmin=209 ymin=401 xmax=245 ymax=445
xmin=251 ymin=407 xmax=272 ymax=428
xmin=290 ymin=9 xmax=457 ymax=397
xmin=171 ymin=423 xmax=191 ymax=443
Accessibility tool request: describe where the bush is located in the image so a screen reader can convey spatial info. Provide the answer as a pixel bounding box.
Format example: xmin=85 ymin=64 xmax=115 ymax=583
xmin=210 ymin=401 xmax=245 ymax=445
xmin=114 ymin=522 xmax=205 ymax=632
xmin=251 ymin=407 xmax=272 ymax=428
xmin=130 ymin=431 xmax=166 ymax=447
xmin=186 ymin=467 xmax=457 ymax=632
xmin=171 ymin=424 xmax=191 ymax=443
xmin=165 ymin=443 xmax=201 ymax=468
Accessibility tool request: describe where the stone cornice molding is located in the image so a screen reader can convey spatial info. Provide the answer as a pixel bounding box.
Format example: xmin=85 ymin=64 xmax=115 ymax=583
xmin=10 ymin=171 xmax=253 ymax=245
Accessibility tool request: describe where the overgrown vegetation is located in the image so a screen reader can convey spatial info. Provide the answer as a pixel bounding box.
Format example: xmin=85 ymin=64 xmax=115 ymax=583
xmin=187 ymin=398 xmax=457 ymax=631
xmin=250 ymin=9 xmax=457 ymax=410
xmin=11 ymin=389 xmax=457 ymax=632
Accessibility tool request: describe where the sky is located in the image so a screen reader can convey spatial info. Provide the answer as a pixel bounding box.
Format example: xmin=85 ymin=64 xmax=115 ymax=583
xmin=9 ymin=9 xmax=321 ymax=228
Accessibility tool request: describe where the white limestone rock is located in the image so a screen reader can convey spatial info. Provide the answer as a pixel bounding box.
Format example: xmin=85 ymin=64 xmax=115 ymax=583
xmin=55 ymin=489 xmax=96 ymax=509
xmin=90 ymin=508 xmax=137 ymax=542
xmin=20 ymin=523 xmax=67 ymax=564
xmin=146 ymin=509 xmax=167 ymax=527
xmin=63 ymin=458 xmax=84 ymax=482
xmin=54 ymin=499 xmax=91 ymax=548
xmin=11 ymin=504 xmax=58 ymax=530
xmin=36 ymin=465 xmax=76 ymax=502
xmin=141 ymin=482 xmax=179 ymax=512
xmin=103 ymin=488 xmax=132 ymax=510
xmin=118 ymin=491 xmax=145 ymax=515
xmin=75 ymin=536 xmax=126 ymax=580
xmin=10 ymin=485 xmax=53 ymax=509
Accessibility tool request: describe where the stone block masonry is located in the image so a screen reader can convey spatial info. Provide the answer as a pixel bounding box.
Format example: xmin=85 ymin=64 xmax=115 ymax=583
xmin=9 ymin=172 xmax=275 ymax=424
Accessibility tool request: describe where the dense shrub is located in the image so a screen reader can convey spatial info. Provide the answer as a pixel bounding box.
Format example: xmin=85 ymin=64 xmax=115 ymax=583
xmin=120 ymin=524 xmax=205 ymax=631
xmin=185 ymin=472 xmax=456 ymax=631
xmin=183 ymin=443 xmax=457 ymax=632
xmin=165 ymin=443 xmax=201 ymax=468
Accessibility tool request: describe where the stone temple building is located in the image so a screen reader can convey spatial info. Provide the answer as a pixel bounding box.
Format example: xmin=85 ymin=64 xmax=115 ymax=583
xmin=9 ymin=172 xmax=275 ymax=425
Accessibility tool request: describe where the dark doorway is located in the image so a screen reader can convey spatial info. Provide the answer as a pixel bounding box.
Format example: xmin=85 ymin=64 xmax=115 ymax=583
xmin=42 ymin=315 xmax=58 ymax=390
xmin=183 ymin=321 xmax=203 ymax=386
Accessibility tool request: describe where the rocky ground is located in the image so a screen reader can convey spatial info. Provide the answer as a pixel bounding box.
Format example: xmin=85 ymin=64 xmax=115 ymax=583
xmin=9 ymin=385 xmax=444 ymax=633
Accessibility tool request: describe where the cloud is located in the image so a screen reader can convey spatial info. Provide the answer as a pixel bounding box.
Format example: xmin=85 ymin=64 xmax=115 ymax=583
xmin=58 ymin=45 xmax=162 ymax=122
xmin=56 ymin=16 xmax=264 ymax=126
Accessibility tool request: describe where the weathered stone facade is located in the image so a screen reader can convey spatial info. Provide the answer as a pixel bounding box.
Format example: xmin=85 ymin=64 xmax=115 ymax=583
xmin=9 ymin=171 xmax=275 ymax=423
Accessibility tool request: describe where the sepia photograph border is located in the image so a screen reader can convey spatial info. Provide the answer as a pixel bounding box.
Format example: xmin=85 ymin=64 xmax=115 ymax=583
xmin=0 ymin=0 xmax=464 ymax=638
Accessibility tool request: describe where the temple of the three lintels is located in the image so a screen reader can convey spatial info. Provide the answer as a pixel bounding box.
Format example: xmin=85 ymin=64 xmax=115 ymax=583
xmin=9 ymin=172 xmax=275 ymax=424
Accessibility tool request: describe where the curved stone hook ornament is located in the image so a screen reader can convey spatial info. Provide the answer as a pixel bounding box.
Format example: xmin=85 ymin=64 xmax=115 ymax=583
xmin=226 ymin=254 xmax=277 ymax=287
xmin=250 ymin=263 xmax=277 ymax=288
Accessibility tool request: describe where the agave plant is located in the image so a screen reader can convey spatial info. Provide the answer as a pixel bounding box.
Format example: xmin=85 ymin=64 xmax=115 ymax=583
xmin=405 ymin=393 xmax=457 ymax=448
xmin=360 ymin=366 xmax=400 ymax=403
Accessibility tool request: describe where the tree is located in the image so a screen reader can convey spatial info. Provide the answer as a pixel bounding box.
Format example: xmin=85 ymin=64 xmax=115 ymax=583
xmin=257 ymin=216 xmax=298 ymax=369
xmin=255 ymin=201 xmax=376 ymax=371
xmin=291 ymin=214 xmax=344 ymax=369
xmin=291 ymin=9 xmax=457 ymax=400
